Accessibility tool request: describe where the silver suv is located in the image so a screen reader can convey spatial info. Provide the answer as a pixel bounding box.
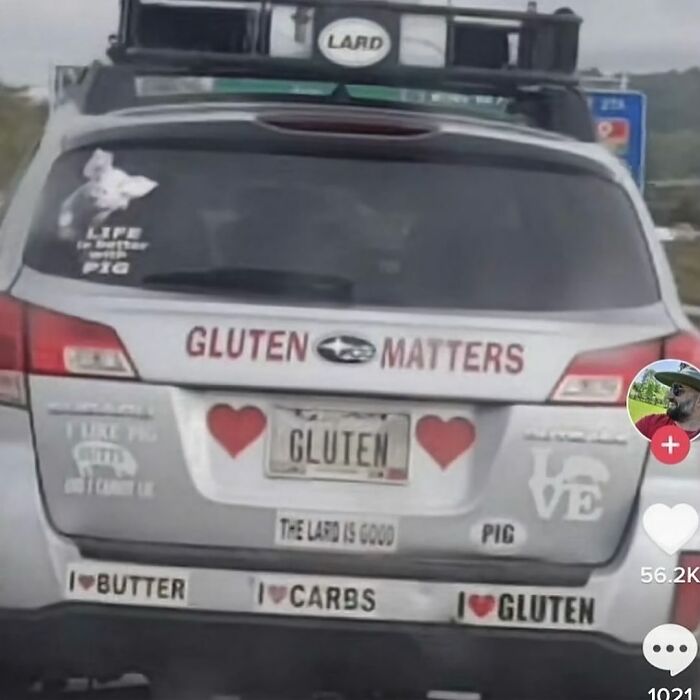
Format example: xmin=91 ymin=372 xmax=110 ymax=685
xmin=0 ymin=0 xmax=699 ymax=697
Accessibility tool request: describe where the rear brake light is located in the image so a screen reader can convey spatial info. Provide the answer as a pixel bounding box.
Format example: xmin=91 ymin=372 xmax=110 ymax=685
xmin=0 ymin=296 xmax=26 ymax=406
xmin=673 ymin=553 xmax=700 ymax=632
xmin=260 ymin=116 xmax=432 ymax=137
xmin=551 ymin=340 xmax=663 ymax=405
xmin=28 ymin=306 xmax=137 ymax=379
xmin=664 ymin=331 xmax=700 ymax=368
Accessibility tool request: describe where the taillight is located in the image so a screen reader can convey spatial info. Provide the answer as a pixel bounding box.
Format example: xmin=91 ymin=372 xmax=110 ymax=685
xmin=664 ymin=331 xmax=700 ymax=368
xmin=550 ymin=339 xmax=663 ymax=405
xmin=673 ymin=553 xmax=700 ymax=632
xmin=27 ymin=306 xmax=136 ymax=379
xmin=259 ymin=116 xmax=433 ymax=137
xmin=0 ymin=294 xmax=137 ymax=408
xmin=0 ymin=296 xmax=26 ymax=406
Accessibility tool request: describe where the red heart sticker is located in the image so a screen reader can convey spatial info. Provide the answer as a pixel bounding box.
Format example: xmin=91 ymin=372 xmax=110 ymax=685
xmin=207 ymin=405 xmax=267 ymax=458
xmin=468 ymin=595 xmax=496 ymax=618
xmin=78 ymin=575 xmax=96 ymax=591
xmin=268 ymin=585 xmax=288 ymax=604
xmin=416 ymin=416 xmax=476 ymax=469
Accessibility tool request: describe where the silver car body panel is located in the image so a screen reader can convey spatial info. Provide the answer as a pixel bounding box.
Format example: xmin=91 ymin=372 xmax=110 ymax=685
xmin=2 ymin=394 xmax=699 ymax=647
xmin=1 ymin=99 xmax=699 ymax=661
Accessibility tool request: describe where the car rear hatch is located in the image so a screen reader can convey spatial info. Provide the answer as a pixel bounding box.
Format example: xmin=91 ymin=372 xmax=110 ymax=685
xmin=5 ymin=115 xmax=692 ymax=567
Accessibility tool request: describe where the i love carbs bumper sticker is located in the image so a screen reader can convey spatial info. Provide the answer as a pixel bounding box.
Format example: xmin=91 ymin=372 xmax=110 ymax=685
xmin=65 ymin=562 xmax=599 ymax=632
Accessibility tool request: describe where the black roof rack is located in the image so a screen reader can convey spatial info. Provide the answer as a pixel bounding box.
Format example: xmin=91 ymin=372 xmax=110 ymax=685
xmin=78 ymin=0 xmax=595 ymax=141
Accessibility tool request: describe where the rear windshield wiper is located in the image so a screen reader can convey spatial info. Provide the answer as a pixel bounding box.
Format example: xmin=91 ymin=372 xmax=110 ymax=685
xmin=141 ymin=267 xmax=355 ymax=302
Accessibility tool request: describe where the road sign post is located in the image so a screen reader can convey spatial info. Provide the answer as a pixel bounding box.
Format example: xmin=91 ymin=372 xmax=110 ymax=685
xmin=588 ymin=90 xmax=647 ymax=191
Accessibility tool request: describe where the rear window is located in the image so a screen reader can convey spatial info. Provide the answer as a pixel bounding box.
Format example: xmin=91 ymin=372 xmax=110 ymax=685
xmin=24 ymin=146 xmax=659 ymax=312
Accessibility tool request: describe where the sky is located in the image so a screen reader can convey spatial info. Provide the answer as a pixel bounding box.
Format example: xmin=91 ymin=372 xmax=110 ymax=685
xmin=0 ymin=0 xmax=699 ymax=88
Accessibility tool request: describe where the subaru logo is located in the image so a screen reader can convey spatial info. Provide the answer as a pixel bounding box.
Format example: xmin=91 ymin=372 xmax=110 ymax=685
xmin=316 ymin=335 xmax=376 ymax=365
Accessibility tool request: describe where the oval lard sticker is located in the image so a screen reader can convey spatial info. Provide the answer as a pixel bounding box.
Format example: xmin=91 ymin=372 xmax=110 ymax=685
xmin=318 ymin=18 xmax=391 ymax=68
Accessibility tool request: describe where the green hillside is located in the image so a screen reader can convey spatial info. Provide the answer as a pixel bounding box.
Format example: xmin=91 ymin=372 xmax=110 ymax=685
xmin=631 ymin=69 xmax=700 ymax=184
xmin=0 ymin=83 xmax=47 ymax=191
xmin=631 ymin=68 xmax=700 ymax=135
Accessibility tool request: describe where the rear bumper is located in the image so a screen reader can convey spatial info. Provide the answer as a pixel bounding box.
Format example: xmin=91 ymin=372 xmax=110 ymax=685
xmin=1 ymin=605 xmax=694 ymax=698
xmin=2 ymin=403 xmax=700 ymax=696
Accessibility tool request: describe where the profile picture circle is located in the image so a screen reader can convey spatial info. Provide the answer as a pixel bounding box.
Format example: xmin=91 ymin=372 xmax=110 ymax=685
xmin=627 ymin=359 xmax=700 ymax=442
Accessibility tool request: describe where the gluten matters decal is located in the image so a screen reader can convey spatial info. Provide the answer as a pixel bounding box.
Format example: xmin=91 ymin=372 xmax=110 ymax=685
xmin=185 ymin=327 xmax=525 ymax=375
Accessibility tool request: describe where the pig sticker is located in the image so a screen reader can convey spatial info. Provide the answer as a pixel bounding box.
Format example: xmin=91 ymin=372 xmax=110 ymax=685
xmin=58 ymin=149 xmax=158 ymax=241
xmin=72 ymin=441 xmax=139 ymax=479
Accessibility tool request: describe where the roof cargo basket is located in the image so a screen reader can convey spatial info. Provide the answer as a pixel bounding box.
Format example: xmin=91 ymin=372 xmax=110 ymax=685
xmin=112 ymin=0 xmax=581 ymax=78
xmin=85 ymin=0 xmax=594 ymax=140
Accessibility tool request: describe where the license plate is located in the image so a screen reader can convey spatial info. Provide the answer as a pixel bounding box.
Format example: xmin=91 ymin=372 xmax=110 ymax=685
xmin=268 ymin=407 xmax=410 ymax=484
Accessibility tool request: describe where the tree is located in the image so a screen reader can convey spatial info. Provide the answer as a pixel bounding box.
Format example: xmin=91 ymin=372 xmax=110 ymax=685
xmin=653 ymin=383 xmax=668 ymax=406
xmin=642 ymin=382 xmax=655 ymax=404
xmin=0 ymin=81 xmax=47 ymax=191
xmin=641 ymin=369 xmax=655 ymax=385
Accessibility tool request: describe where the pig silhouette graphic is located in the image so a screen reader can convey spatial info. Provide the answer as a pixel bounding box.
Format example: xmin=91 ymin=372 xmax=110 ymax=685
xmin=72 ymin=441 xmax=139 ymax=480
xmin=58 ymin=149 xmax=157 ymax=240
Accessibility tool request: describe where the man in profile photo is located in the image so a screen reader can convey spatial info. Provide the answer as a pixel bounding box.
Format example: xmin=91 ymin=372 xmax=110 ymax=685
xmin=635 ymin=365 xmax=700 ymax=440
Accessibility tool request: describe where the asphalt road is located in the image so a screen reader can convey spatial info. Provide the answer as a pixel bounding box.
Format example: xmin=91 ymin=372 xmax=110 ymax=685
xmin=1 ymin=681 xmax=488 ymax=700
xmin=1 ymin=677 xmax=150 ymax=700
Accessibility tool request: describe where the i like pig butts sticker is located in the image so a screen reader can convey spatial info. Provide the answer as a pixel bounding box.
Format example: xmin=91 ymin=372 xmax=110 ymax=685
xmin=66 ymin=562 xmax=190 ymax=609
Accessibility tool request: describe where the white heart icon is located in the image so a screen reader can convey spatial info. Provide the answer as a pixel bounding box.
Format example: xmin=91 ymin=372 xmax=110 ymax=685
xmin=643 ymin=504 xmax=699 ymax=556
